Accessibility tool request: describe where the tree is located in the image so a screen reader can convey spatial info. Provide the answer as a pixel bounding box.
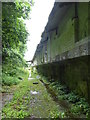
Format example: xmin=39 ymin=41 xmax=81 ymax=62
xmin=2 ymin=1 xmax=33 ymax=61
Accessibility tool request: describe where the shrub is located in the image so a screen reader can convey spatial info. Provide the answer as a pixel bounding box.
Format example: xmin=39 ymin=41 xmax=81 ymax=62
xmin=2 ymin=73 xmax=20 ymax=86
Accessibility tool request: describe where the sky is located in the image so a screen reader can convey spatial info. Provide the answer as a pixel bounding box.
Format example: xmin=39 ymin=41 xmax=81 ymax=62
xmin=24 ymin=0 xmax=55 ymax=61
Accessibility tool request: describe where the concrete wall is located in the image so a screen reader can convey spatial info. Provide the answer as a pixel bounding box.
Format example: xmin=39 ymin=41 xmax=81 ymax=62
xmin=36 ymin=56 xmax=90 ymax=103
xmin=33 ymin=2 xmax=90 ymax=103
xmin=34 ymin=3 xmax=89 ymax=64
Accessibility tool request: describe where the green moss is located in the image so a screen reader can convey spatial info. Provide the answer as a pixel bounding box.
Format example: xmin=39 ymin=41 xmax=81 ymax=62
xmin=37 ymin=3 xmax=89 ymax=63
xmin=64 ymin=57 xmax=88 ymax=98
xmin=78 ymin=2 xmax=88 ymax=40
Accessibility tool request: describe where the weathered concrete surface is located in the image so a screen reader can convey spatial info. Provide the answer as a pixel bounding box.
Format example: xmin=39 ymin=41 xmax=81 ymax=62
xmin=32 ymin=3 xmax=90 ymax=104
xmin=36 ymin=55 xmax=90 ymax=103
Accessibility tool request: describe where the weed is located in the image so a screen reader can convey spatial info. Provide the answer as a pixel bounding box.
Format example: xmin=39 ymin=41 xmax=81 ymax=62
xmin=50 ymin=111 xmax=66 ymax=118
xmin=2 ymin=73 xmax=20 ymax=86
xmin=41 ymin=76 xmax=90 ymax=117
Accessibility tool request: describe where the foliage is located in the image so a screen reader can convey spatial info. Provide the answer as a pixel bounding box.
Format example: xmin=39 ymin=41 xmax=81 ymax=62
xmin=2 ymin=2 xmax=30 ymax=57
xmin=40 ymin=76 xmax=90 ymax=118
xmin=2 ymin=1 xmax=33 ymax=86
xmin=2 ymin=70 xmax=30 ymax=118
xmin=2 ymin=47 xmax=28 ymax=86
xmin=2 ymin=73 xmax=20 ymax=86
xmin=2 ymin=66 xmax=28 ymax=86
xmin=15 ymin=1 xmax=33 ymax=19
xmin=71 ymin=98 xmax=90 ymax=116
xmin=3 ymin=48 xmax=27 ymax=66
xmin=2 ymin=0 xmax=33 ymax=60
xmin=50 ymin=111 xmax=66 ymax=118
xmin=2 ymin=72 xmax=60 ymax=118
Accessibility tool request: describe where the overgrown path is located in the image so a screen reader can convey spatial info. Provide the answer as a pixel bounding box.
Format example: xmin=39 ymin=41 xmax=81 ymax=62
xmin=2 ymin=71 xmax=89 ymax=118
xmin=26 ymin=78 xmax=61 ymax=118
xmin=2 ymin=74 xmax=64 ymax=118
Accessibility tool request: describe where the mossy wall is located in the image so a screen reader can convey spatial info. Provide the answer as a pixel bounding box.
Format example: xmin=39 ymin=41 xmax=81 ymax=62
xmin=64 ymin=56 xmax=89 ymax=98
xmin=34 ymin=2 xmax=90 ymax=103
xmin=35 ymin=3 xmax=89 ymax=63
xmin=36 ymin=56 xmax=90 ymax=103
xmin=50 ymin=4 xmax=74 ymax=59
xmin=49 ymin=3 xmax=88 ymax=60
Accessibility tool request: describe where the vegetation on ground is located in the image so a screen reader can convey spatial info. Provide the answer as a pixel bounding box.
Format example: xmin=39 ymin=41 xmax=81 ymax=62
xmin=2 ymin=0 xmax=33 ymax=86
xmin=38 ymin=72 xmax=90 ymax=118
xmin=2 ymin=70 xmax=60 ymax=118
xmin=2 ymin=68 xmax=90 ymax=119
xmin=1 ymin=1 xmax=33 ymax=118
xmin=2 ymin=69 xmax=30 ymax=118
